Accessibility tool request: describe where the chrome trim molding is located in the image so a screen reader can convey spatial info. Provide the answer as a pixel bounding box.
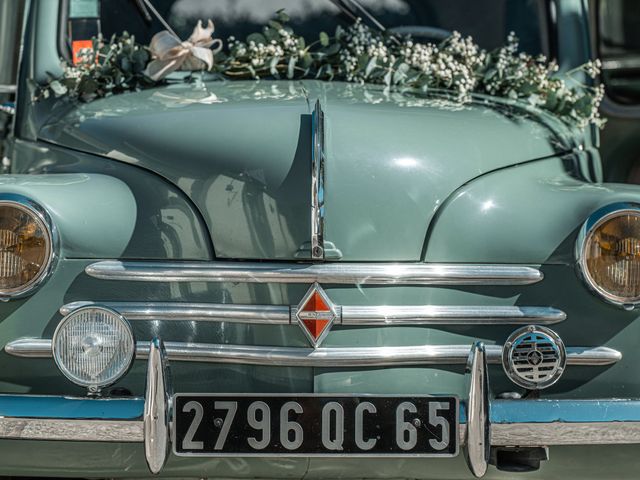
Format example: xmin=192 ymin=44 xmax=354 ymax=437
xmin=144 ymin=338 xmax=171 ymax=474
xmin=60 ymin=301 xmax=566 ymax=326
xmin=465 ymin=342 xmax=489 ymax=478
xmin=0 ymin=84 xmax=16 ymax=94
xmin=5 ymin=338 xmax=621 ymax=367
xmin=310 ymin=99 xmax=326 ymax=260
xmin=0 ymin=417 xmax=143 ymax=442
xmin=4 ymin=338 xmax=51 ymax=357
xmin=575 ymin=202 xmax=640 ymax=308
xmin=340 ymin=305 xmax=564 ymax=325
xmin=491 ymin=422 xmax=640 ymax=446
xmin=85 ymin=261 xmax=544 ymax=285
xmin=0 ymin=193 xmax=58 ymax=299
xmin=61 ymin=301 xmax=292 ymax=324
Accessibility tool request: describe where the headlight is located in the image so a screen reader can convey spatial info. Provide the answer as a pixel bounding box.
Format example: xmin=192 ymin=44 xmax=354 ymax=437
xmin=53 ymin=306 xmax=135 ymax=391
xmin=577 ymin=203 xmax=640 ymax=307
xmin=0 ymin=194 xmax=55 ymax=298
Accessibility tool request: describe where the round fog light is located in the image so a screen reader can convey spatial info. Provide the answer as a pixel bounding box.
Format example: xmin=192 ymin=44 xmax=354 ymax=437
xmin=502 ymin=325 xmax=566 ymax=390
xmin=53 ymin=306 xmax=135 ymax=390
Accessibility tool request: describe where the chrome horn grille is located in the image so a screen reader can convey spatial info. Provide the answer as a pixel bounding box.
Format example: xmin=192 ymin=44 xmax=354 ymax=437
xmin=502 ymin=326 xmax=567 ymax=390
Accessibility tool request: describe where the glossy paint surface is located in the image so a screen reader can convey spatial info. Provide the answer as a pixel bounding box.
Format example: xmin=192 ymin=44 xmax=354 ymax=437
xmin=11 ymin=138 xmax=213 ymax=260
xmin=426 ymin=156 xmax=640 ymax=264
xmin=37 ymin=80 xmax=578 ymax=261
xmin=0 ymin=173 xmax=135 ymax=258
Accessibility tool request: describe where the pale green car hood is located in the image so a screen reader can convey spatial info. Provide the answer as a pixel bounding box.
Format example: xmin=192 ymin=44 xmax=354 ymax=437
xmin=38 ymin=80 xmax=578 ymax=261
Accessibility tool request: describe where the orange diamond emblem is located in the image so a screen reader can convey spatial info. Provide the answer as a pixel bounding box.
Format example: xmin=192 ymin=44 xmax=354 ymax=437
xmin=294 ymin=283 xmax=338 ymax=348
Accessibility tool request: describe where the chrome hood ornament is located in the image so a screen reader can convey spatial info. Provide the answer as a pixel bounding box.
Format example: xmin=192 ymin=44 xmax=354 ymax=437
xmin=311 ymin=99 xmax=326 ymax=260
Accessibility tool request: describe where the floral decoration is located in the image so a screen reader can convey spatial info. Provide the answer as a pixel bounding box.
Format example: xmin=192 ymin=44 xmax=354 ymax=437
xmin=40 ymin=10 xmax=605 ymax=128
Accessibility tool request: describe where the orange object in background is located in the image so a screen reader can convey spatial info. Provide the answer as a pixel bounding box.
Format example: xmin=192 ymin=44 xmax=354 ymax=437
xmin=72 ymin=39 xmax=93 ymax=64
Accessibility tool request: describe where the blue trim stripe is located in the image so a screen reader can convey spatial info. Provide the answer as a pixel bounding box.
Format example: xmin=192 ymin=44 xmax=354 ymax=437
xmin=490 ymin=399 xmax=640 ymax=423
xmin=2 ymin=395 xmax=640 ymax=425
xmin=0 ymin=395 xmax=144 ymax=420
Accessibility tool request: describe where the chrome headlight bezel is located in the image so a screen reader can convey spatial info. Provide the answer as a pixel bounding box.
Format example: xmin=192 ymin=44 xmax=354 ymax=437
xmin=52 ymin=305 xmax=136 ymax=390
xmin=575 ymin=202 xmax=640 ymax=308
xmin=0 ymin=193 xmax=57 ymax=299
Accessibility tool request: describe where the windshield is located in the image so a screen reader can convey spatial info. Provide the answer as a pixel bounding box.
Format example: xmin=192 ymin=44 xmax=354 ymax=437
xmin=64 ymin=0 xmax=548 ymax=58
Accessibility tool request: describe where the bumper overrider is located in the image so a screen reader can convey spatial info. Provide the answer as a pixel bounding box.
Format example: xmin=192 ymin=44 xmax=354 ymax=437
xmin=1 ymin=340 xmax=639 ymax=477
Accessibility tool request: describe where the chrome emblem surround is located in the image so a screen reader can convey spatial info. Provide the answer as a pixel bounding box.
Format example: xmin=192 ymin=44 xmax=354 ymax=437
xmin=292 ymin=283 xmax=340 ymax=348
xmin=502 ymin=325 xmax=567 ymax=390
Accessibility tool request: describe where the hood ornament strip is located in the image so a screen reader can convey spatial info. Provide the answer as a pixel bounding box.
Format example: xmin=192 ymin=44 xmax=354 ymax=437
xmin=311 ymin=99 xmax=326 ymax=260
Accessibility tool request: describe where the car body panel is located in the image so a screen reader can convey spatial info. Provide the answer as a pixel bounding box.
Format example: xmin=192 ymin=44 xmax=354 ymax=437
xmin=2 ymin=0 xmax=640 ymax=478
xmin=9 ymin=138 xmax=213 ymax=260
xmin=37 ymin=80 xmax=578 ymax=261
xmin=0 ymin=173 xmax=136 ymax=258
xmin=425 ymin=156 xmax=640 ymax=264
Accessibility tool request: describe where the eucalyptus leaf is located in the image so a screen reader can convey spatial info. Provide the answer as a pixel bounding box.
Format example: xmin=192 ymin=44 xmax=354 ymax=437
xmin=323 ymin=42 xmax=341 ymax=56
xmin=300 ymin=53 xmax=313 ymax=69
xmin=356 ymin=54 xmax=369 ymax=71
xmin=392 ymin=63 xmax=409 ymax=84
xmin=287 ymin=56 xmax=297 ymax=79
xmin=276 ymin=9 xmax=290 ymax=23
xmin=364 ymin=57 xmax=378 ymax=78
xmin=49 ymin=80 xmax=67 ymax=96
xmin=263 ymin=27 xmax=278 ymax=42
xmin=383 ymin=69 xmax=392 ymax=86
xmin=247 ymin=32 xmax=267 ymax=45
xmin=319 ymin=32 xmax=330 ymax=47
xmin=270 ymin=56 xmax=281 ymax=77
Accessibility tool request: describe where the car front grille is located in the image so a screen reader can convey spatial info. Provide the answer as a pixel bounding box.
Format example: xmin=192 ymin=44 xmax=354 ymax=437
xmin=2 ymin=260 xmax=623 ymax=369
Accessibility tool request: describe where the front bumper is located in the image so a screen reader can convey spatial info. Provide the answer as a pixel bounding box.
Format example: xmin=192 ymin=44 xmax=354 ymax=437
xmin=1 ymin=340 xmax=639 ymax=478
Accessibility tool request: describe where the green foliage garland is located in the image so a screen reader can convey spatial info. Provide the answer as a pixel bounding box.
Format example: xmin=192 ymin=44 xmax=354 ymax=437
xmin=41 ymin=10 xmax=605 ymax=128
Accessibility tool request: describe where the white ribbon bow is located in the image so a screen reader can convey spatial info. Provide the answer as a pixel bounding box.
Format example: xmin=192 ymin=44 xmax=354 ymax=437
xmin=145 ymin=20 xmax=223 ymax=81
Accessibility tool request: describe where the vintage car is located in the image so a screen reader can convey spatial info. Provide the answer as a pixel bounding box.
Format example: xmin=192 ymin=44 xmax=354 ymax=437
xmin=0 ymin=0 xmax=640 ymax=478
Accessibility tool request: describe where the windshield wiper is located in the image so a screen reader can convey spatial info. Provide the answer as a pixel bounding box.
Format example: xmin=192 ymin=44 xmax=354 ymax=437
xmin=330 ymin=0 xmax=400 ymax=44
xmin=132 ymin=0 xmax=153 ymax=24
xmin=130 ymin=0 xmax=182 ymax=40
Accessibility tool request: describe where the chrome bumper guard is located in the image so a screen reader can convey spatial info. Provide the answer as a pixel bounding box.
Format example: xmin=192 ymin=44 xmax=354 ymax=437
xmin=1 ymin=340 xmax=639 ymax=477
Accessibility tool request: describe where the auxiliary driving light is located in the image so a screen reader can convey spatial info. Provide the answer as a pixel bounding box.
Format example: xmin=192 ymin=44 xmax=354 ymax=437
xmin=0 ymin=195 xmax=55 ymax=298
xmin=502 ymin=325 xmax=566 ymax=390
xmin=577 ymin=203 xmax=640 ymax=307
xmin=53 ymin=306 xmax=135 ymax=391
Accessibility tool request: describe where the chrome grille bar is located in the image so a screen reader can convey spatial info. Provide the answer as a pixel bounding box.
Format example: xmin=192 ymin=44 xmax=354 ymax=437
xmin=340 ymin=305 xmax=564 ymax=325
xmin=60 ymin=301 xmax=566 ymax=325
xmin=60 ymin=302 xmax=291 ymax=324
xmin=85 ymin=261 xmax=543 ymax=285
xmin=5 ymin=338 xmax=621 ymax=367
xmin=0 ymin=418 xmax=143 ymax=442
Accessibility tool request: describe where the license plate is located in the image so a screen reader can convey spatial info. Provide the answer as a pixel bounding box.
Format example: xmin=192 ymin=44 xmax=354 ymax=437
xmin=173 ymin=394 xmax=458 ymax=457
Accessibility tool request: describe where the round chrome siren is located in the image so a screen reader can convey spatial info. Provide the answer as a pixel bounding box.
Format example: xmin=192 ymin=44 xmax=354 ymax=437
xmin=502 ymin=325 xmax=566 ymax=390
xmin=53 ymin=306 xmax=135 ymax=391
